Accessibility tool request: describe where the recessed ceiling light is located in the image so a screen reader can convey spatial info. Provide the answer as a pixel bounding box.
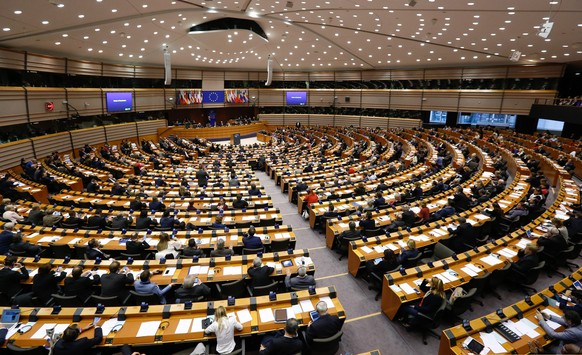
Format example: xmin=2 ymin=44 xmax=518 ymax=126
xmin=111 ymin=9 xmax=117 ymax=12
xmin=57 ymin=3 xmax=64 ymax=8
xmin=62 ymin=34 xmax=68 ymax=37
xmin=2 ymin=28 xmax=10 ymax=32
xmin=41 ymin=20 xmax=49 ymax=25
xmin=14 ymin=10 xmax=22 ymax=14
xmin=88 ymin=48 xmax=93 ymax=51
xmin=78 ymin=14 xmax=85 ymax=18
xmin=55 ymin=42 xmax=61 ymax=45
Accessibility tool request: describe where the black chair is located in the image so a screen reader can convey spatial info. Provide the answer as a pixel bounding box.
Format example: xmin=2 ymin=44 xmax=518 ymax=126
xmin=466 ymin=273 xmax=491 ymax=306
xmin=543 ymin=245 xmax=574 ymax=278
xmin=235 ymin=221 xmax=253 ymax=229
xmin=119 ymin=252 xmax=143 ymax=260
xmin=6 ymin=343 xmax=48 ymax=355
xmin=206 ymin=338 xmax=245 ymax=355
xmin=73 ymin=245 xmax=88 ymax=259
xmin=446 ymin=288 xmax=477 ymax=324
xmin=305 ymin=330 xmax=343 ymax=355
xmin=566 ymin=242 xmax=582 ymax=271
xmin=216 ymin=278 xmax=248 ymax=299
xmin=50 ymin=294 xmax=84 ymax=307
xmin=368 ymin=265 xmax=400 ymax=301
xmin=84 ymin=225 xmax=99 ymax=230
xmin=419 ymin=242 xmax=455 ymax=264
xmin=486 ymin=263 xmax=511 ymax=300
xmin=363 ymin=228 xmax=384 ymax=238
xmin=242 ymin=247 xmax=264 ymax=255
xmin=129 ymin=290 xmax=161 ymax=306
xmin=8 ymin=249 xmax=27 ymax=257
xmin=248 ymin=281 xmax=279 ymax=297
xmin=402 ymin=252 xmax=423 ymax=269
xmin=338 ymin=236 xmax=361 ymax=261
xmin=269 ymin=238 xmax=290 ymax=252
xmin=513 ymin=261 xmax=545 ymax=294
xmin=413 ymin=298 xmax=447 ymax=345
xmin=49 ymin=244 xmax=71 ymax=259
xmin=61 ymin=223 xmax=80 ymax=229
xmin=259 ymin=217 xmax=276 ymax=227
xmin=319 ymin=216 xmax=335 ymax=234
xmin=90 ymin=295 xmax=120 ymax=307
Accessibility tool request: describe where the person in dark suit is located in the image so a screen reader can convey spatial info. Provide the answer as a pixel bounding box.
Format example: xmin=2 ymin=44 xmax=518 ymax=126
xmin=110 ymin=182 xmax=127 ymax=196
xmin=374 ymin=191 xmax=386 ymax=208
xmin=9 ymin=234 xmax=41 ymax=256
xmin=0 ymin=255 xmax=29 ymax=299
xmin=243 ymin=226 xmax=263 ymax=250
xmin=247 ymin=257 xmax=274 ymax=289
xmin=397 ymin=239 xmax=420 ymax=265
xmin=210 ymin=215 xmax=227 ymax=230
xmin=452 ymin=187 xmax=474 ymax=211
xmin=53 ymin=323 xmax=103 ymax=355
xmin=376 ymin=179 xmax=389 ymax=192
xmin=508 ymin=243 xmax=539 ymax=278
xmin=232 ymin=194 xmax=249 ymax=209
xmin=135 ymin=210 xmax=157 ymax=230
xmin=159 ymin=210 xmax=184 ymax=229
xmin=63 ymin=266 xmax=100 ymax=303
xmin=365 ymin=248 xmax=399 ymax=280
xmin=86 ymin=178 xmax=100 ymax=193
xmin=174 ymin=274 xmax=211 ymax=302
xmin=336 ymin=221 xmax=362 ymax=248
xmin=196 ymin=167 xmax=209 ymax=187
xmin=182 ymin=238 xmax=205 ymax=257
xmin=32 ymin=263 xmax=67 ymax=305
xmin=87 ymin=209 xmax=108 ymax=229
xmin=248 ymin=183 xmax=261 ymax=196
xmin=111 ymin=212 xmax=132 ymax=230
xmin=100 ymin=261 xmax=134 ymax=304
xmin=448 ymin=217 xmax=476 ymax=253
xmin=305 ymin=300 xmax=344 ymax=345
xmin=63 ymin=211 xmax=86 ymax=227
xmin=401 ymin=205 xmax=417 ymax=227
xmin=399 ymin=277 xmax=446 ymax=328
xmin=129 ymin=196 xmax=146 ymax=211
xmin=86 ymin=238 xmax=110 ymax=260
xmin=209 ymin=239 xmax=234 ymax=257
xmin=359 ymin=211 xmax=377 ymax=231
xmin=284 ymin=266 xmax=316 ymax=290
xmin=0 ymin=223 xmax=16 ymax=254
xmin=148 ymin=197 xmax=166 ymax=212
xmin=259 ymin=318 xmax=302 ymax=355
xmin=411 ymin=182 xmax=423 ymax=200
xmin=25 ymin=204 xmax=45 ymax=225
xmin=125 ymin=232 xmax=150 ymax=256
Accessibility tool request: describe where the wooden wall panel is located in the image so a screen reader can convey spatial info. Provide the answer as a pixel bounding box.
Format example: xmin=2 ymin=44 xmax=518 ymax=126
xmin=0 ymin=48 xmax=26 ymax=70
xmin=105 ymin=123 xmax=137 ymax=142
xmin=390 ymin=90 xmax=423 ymax=110
xmin=26 ymin=54 xmax=66 ymax=74
xmin=66 ymin=88 xmax=104 ymax=116
xmin=71 ymin=127 xmax=107 ymax=148
xmin=335 ymin=71 xmax=361 ymax=81
xmin=67 ymin=60 xmax=102 ymax=76
xmin=422 ymin=91 xmax=460 ymax=111
xmin=259 ymin=114 xmax=286 ymax=126
xmin=175 ymin=68 xmax=203 ymax=80
xmin=134 ymin=89 xmax=165 ymax=111
xmin=458 ymin=91 xmax=503 ymax=113
xmin=309 ymin=90 xmax=335 ymax=107
xmin=31 ymin=133 xmax=72 ymax=159
xmin=284 ymin=72 xmax=309 ymax=81
xmin=361 ymin=91 xmax=390 ymax=109
xmin=225 ymin=72 xmax=249 ymax=80
xmin=0 ymin=140 xmax=34 ymax=171
xmin=309 ymin=72 xmax=335 ymax=81
xmin=424 ymin=68 xmax=463 ymax=80
xmin=0 ymin=87 xmax=28 ymax=126
xmin=257 ymin=90 xmax=284 ymax=106
xmin=362 ymin=70 xmax=391 ymax=81
xmin=462 ymin=67 xmax=508 ymax=79
xmin=360 ymin=117 xmax=388 ymax=129
xmin=334 ymin=115 xmax=361 ymax=127
xmin=137 ymin=120 xmax=167 ymax=137
xmin=506 ymin=64 xmax=564 ymax=78
xmin=27 ymin=88 xmax=67 ymax=123
xmin=309 ymin=115 xmax=334 ymax=126
xmin=501 ymin=91 xmax=556 ymax=115
xmin=289 ymin=114 xmax=309 ymax=126
xmin=102 ymin=63 xmax=134 ymax=78
xmin=389 ymin=118 xmax=422 ymax=129
xmin=202 ymin=71 xmax=225 ymax=90
xmin=134 ymin=66 xmax=164 ymax=79
xmin=334 ymin=89 xmax=361 ymax=108
xmin=391 ymin=70 xmax=424 ymax=80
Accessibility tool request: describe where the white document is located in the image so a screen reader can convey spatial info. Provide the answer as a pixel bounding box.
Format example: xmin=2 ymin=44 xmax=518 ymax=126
xmin=461 ymin=266 xmax=478 ymax=277
xmin=465 ymin=263 xmax=482 ymax=275
xmin=68 ymin=238 xmax=82 ymax=245
xmin=498 ymin=248 xmax=517 ymax=259
xmin=191 ymin=317 xmax=205 ymax=333
xmin=31 ymin=323 xmax=56 ymax=339
xmin=101 ymin=318 xmax=125 ymax=336
xmin=360 ymin=246 xmax=373 ymax=254
xmin=319 ymin=296 xmax=335 ymax=309
xmin=163 ymin=267 xmax=177 ymax=277
xmin=259 ymin=308 xmax=275 ymax=323
xmin=389 ymin=284 xmax=402 ymax=293
xmin=26 ymin=232 xmax=39 ymax=239
xmin=38 ymin=236 xmax=61 ymax=243
xmin=176 ymin=319 xmax=192 ymax=334
xmin=515 ymin=319 xmax=540 ymax=338
xmin=400 ymin=283 xmax=417 ymax=295
xmin=136 ymin=320 xmax=161 ymax=337
xmin=189 ymin=266 xmax=201 ymax=275
xmin=292 ymin=304 xmax=303 ymax=316
xmin=300 ymin=299 xmax=315 ymax=313
xmin=480 ymin=332 xmax=507 ymax=354
xmin=230 ymin=235 xmax=239 ymax=241
xmin=224 ymin=266 xmax=242 ymax=275
xmin=480 ymin=255 xmax=502 ymax=266
xmin=434 ymin=273 xmax=450 ymax=284
xmin=236 ymin=309 xmax=253 ymax=324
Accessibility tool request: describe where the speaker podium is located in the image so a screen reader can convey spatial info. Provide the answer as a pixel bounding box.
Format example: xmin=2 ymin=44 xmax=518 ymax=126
xmin=231 ymin=133 xmax=241 ymax=145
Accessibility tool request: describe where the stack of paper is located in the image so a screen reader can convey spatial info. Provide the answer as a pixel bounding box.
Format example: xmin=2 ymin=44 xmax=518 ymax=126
xmin=400 ymin=283 xmax=417 ymax=294
xmin=319 ymin=296 xmax=335 ymax=308
xmin=237 ymin=309 xmax=253 ymax=324
xmin=136 ymin=320 xmax=161 ymax=337
xmin=299 ymin=299 xmax=315 ymax=312
xmin=360 ymin=246 xmax=373 ymax=254
xmin=258 ymin=308 xmax=274 ymax=323
xmin=480 ymin=255 xmax=502 ymax=266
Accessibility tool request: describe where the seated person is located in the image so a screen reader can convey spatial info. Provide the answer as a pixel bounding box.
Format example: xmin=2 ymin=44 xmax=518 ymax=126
xmin=182 ymin=238 xmax=205 ymax=258
xmin=63 ymin=211 xmax=86 ymax=227
xmin=365 ymin=249 xmax=399 ymax=280
xmin=447 ymin=216 xmax=476 ymax=253
xmin=359 ymin=211 xmax=376 ymax=231
xmin=9 ymin=233 xmax=41 ymax=255
xmin=362 ymin=199 xmax=376 ymax=213
xmin=259 ymin=318 xmax=303 ymax=355
xmin=63 ymin=266 xmax=100 ymax=303
xmin=32 ymin=263 xmax=67 ymax=305
xmin=3 ymin=205 xmax=24 ymax=224
xmin=100 ymin=261 xmax=134 ymax=303
xmin=110 ymin=212 xmax=132 ymax=230
xmin=53 ymin=322 xmax=103 ymax=355
xmin=398 ymin=277 xmax=446 ymax=328
xmin=134 ymin=269 xmax=174 ymax=304
xmin=0 ymin=255 xmax=29 ymax=299
xmin=25 ymin=204 xmax=45 ymax=225
xmin=216 ymin=197 xmax=228 ymax=211
xmin=304 ymin=301 xmax=344 ymax=345
xmin=154 ymin=233 xmax=182 ymax=260
xmin=336 ymin=221 xmax=362 ymax=248
xmin=149 ymin=197 xmax=166 ymax=212
xmin=401 ymin=205 xmax=417 ymax=227
xmin=397 ymin=239 xmax=420 ymax=265
xmin=87 ymin=209 xmax=108 ymax=229
xmin=159 ymin=210 xmax=185 ymax=230
xmin=303 ymin=189 xmax=319 ymax=209
xmin=178 ymin=186 xmax=191 ymax=198
xmin=417 ymin=203 xmax=431 ymax=224
xmin=129 ymin=196 xmax=146 ymax=211
xmin=232 ymin=194 xmax=249 ymax=209
xmin=431 ymin=200 xmax=456 ymax=220
xmin=210 ymin=215 xmax=227 ymax=230
xmin=243 ymin=225 xmax=263 ymax=250
xmin=505 ymin=202 xmax=529 ymax=220
xmin=248 ymin=183 xmax=261 ymax=196
xmin=534 ymin=218 xmax=569 ymax=256
xmin=86 ymin=238 xmax=110 ymax=260
xmin=322 ymin=203 xmax=336 ymax=218
xmin=353 ymin=183 xmax=366 ymax=196
xmin=374 ymin=191 xmax=386 ymax=208
xmin=385 ymin=213 xmax=406 ymax=233
xmin=204 ymin=305 xmax=243 ymax=354
xmin=135 ymin=210 xmax=157 ymax=230
xmin=175 ymin=274 xmax=211 ymax=302
xmin=284 ymin=266 xmax=316 ymax=290
xmin=508 ymin=243 xmax=539 ymax=276
xmin=42 ymin=208 xmax=63 ymax=227
xmin=535 ymin=309 xmax=582 ymax=353
xmin=210 ymin=239 xmax=234 ymax=257
xmin=125 ymin=232 xmax=150 ymax=256
xmin=247 ymin=257 xmax=274 ymax=290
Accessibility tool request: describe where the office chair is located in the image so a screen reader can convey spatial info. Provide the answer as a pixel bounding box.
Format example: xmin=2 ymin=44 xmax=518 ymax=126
xmin=543 ymin=245 xmax=573 ymax=278
xmin=486 ymin=263 xmax=511 ymax=300
xmin=305 ymin=330 xmax=343 ymax=355
xmin=566 ymin=242 xmax=582 ymax=271
xmin=337 ymin=236 xmax=361 ymax=261
xmin=129 ymin=290 xmax=161 ymax=306
xmin=269 ymin=238 xmax=290 ymax=252
xmin=50 ymin=294 xmax=85 ymax=307
xmin=49 ymin=244 xmax=72 ymax=259
xmin=206 ymin=338 xmax=245 ymax=355
xmin=6 ymin=343 xmax=48 ymax=355
xmin=216 ymin=278 xmax=248 ymax=299
xmin=90 ymin=295 xmax=121 ymax=307
xmin=363 ymin=228 xmax=384 ymax=238
xmin=248 ymin=281 xmax=279 ymax=297
xmin=368 ymin=265 xmax=400 ymax=301
xmin=413 ymin=298 xmax=447 ymax=345
xmin=242 ymin=247 xmax=264 ymax=255
xmin=446 ymin=288 xmax=477 ymax=324
xmin=512 ymin=261 xmax=545 ymax=295
xmin=466 ymin=273 xmax=490 ymax=306
xmin=402 ymin=253 xmax=422 ymax=269
xmin=235 ymin=221 xmax=253 ymax=229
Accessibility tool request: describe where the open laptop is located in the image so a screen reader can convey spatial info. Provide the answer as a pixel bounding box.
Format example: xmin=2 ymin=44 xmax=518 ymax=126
xmin=1 ymin=309 xmax=20 ymax=328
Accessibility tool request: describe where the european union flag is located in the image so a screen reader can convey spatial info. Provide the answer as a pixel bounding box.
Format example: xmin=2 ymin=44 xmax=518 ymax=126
xmin=202 ymin=91 xmax=225 ymax=103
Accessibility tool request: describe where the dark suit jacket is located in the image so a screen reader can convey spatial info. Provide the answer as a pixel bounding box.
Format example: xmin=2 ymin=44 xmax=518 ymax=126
xmin=100 ymin=273 xmax=134 ymax=302
xmin=305 ymin=314 xmax=343 ymax=344
xmin=53 ymin=327 xmax=103 ymax=355
xmin=210 ymin=248 xmax=234 ymax=257
xmin=64 ymin=275 xmax=100 ymax=302
xmin=126 ymin=240 xmax=150 ymax=255
xmin=175 ymin=284 xmax=211 ymax=301
xmin=259 ymin=335 xmax=303 ymax=355
xmin=512 ymin=250 xmax=539 ymax=274
xmin=86 ymin=248 xmax=107 ymax=260
xmin=111 ymin=217 xmax=132 ymax=229
xmin=243 ymin=236 xmax=263 ymax=249
xmin=359 ymin=219 xmax=376 ymax=230
xmin=32 ymin=271 xmax=67 ymax=304
xmin=0 ymin=266 xmax=29 ymax=298
xmin=87 ymin=215 xmax=107 ymax=229
xmin=449 ymin=223 xmax=476 ymax=252
xmin=453 ymin=193 xmax=472 ymax=211
xmin=64 ymin=217 xmax=85 ymax=227
xmin=26 ymin=210 xmax=45 ymax=225
xmin=415 ymin=280 xmax=444 ymax=316
xmin=135 ymin=217 xmax=156 ymax=230
xmin=247 ymin=265 xmax=274 ymax=289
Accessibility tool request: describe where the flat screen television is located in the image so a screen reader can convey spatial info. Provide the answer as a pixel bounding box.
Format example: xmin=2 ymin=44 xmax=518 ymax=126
xmin=537 ymin=118 xmax=565 ymax=134
xmin=106 ymin=92 xmax=133 ymax=112
xmin=286 ymin=91 xmax=307 ymax=106
xmin=429 ymin=111 xmax=447 ymax=124
xmin=202 ymin=91 xmax=225 ymax=103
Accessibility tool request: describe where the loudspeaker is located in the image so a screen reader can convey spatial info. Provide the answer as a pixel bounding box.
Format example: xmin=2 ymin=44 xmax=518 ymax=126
xmin=164 ymin=51 xmax=172 ymax=86
xmin=345 ymin=96 xmax=350 ymax=103
xmin=265 ymin=56 xmax=273 ymax=86
xmin=509 ymin=51 xmax=521 ymax=62
xmin=538 ymin=21 xmax=554 ymax=39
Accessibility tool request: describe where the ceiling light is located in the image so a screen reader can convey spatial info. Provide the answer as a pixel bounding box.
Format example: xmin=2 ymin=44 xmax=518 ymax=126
xmin=14 ymin=10 xmax=22 ymax=14
xmin=41 ymin=20 xmax=49 ymax=25
xmin=2 ymin=28 xmax=10 ymax=32
xmin=78 ymin=14 xmax=85 ymax=18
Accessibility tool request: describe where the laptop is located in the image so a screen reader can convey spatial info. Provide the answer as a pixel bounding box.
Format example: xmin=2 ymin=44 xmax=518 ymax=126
xmin=1 ymin=309 xmax=20 ymax=328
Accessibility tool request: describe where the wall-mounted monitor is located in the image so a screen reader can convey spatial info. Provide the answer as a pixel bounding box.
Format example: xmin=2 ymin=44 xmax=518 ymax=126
xmin=286 ymin=91 xmax=307 ymax=106
xmin=457 ymin=112 xmax=516 ymax=128
xmin=202 ymin=90 xmax=225 ymax=103
xmin=106 ymin=92 xmax=133 ymax=112
xmin=537 ymin=118 xmax=565 ymax=135
xmin=429 ymin=111 xmax=447 ymax=124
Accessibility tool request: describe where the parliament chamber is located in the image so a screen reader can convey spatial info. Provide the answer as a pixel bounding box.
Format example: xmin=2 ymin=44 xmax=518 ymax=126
xmin=1 ymin=1 xmax=582 ymax=355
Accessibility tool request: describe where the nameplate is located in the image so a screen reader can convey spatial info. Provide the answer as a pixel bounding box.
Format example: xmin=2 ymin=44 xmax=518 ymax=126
xmin=250 ymin=297 xmax=257 ymax=311
xmin=162 ymin=305 xmax=171 ymax=319
xmin=84 ymin=231 xmax=91 ymax=238
xmin=441 ymin=260 xmax=449 ymax=270
xmin=61 ymin=229 xmax=67 ymax=236
xmin=444 ymin=329 xmax=457 ymax=346
xmin=415 ymin=267 xmax=423 ymax=278
xmin=290 ymin=293 xmax=298 ymax=306
xmin=73 ymin=308 xmax=83 ymax=322
xmin=118 ymin=307 xmax=126 ymax=321
xmin=512 ymin=305 xmax=523 ymax=319
xmin=29 ymin=308 xmax=40 ymax=322
xmin=387 ymin=274 xmax=394 ymax=285
xmin=463 ymin=252 xmax=472 ymax=262
xmin=39 ymin=227 xmax=46 ymax=235
xmin=303 ymin=249 xmax=309 ymax=257
xmin=328 ymin=286 xmax=337 ymax=298
xmin=176 ymin=259 xmax=182 ymax=270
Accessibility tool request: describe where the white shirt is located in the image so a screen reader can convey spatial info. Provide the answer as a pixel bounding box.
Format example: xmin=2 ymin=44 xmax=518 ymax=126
xmin=204 ymin=316 xmax=243 ymax=354
xmin=3 ymin=211 xmax=23 ymax=224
